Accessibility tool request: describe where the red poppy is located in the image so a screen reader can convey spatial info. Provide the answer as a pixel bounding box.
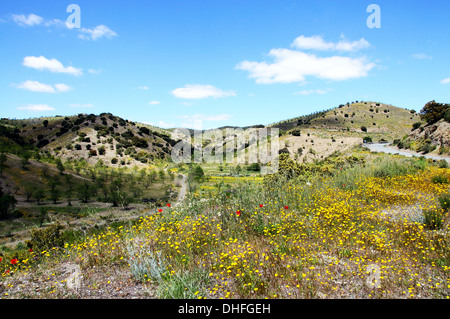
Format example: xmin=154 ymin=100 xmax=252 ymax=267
xmin=11 ymin=258 xmax=18 ymax=265
xmin=158 ymin=209 xmax=163 ymax=213
xmin=236 ymin=210 xmax=241 ymax=216
xmin=259 ymin=204 xmax=264 ymax=208
xmin=284 ymin=206 xmax=289 ymax=210
xmin=29 ymin=248 xmax=33 ymax=252
xmin=5 ymin=270 xmax=10 ymax=274
xmin=167 ymin=203 xmax=171 ymax=207
xmin=0 ymin=257 xmax=2 ymax=262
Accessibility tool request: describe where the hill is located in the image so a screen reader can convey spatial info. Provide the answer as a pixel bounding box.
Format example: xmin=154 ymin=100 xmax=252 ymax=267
xmin=270 ymin=101 xmax=419 ymax=136
xmin=0 ymin=113 xmax=178 ymax=168
xmin=194 ymin=101 xmax=419 ymax=165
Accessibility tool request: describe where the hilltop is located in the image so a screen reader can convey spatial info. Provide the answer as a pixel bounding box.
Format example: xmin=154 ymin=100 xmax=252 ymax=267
xmin=0 ymin=113 xmax=178 ymax=168
xmin=270 ymin=101 xmax=418 ymax=135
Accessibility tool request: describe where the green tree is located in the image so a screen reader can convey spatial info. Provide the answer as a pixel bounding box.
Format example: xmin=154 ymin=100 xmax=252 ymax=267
xmin=24 ymin=184 xmax=36 ymax=202
xmin=34 ymin=188 xmax=45 ymax=205
xmin=77 ymin=183 xmax=96 ymax=203
xmin=0 ymin=152 xmax=7 ymax=177
xmin=21 ymin=152 xmax=31 ymax=169
xmin=50 ymin=188 xmax=61 ymax=204
xmin=420 ymin=100 xmax=450 ymax=125
xmin=56 ymin=158 xmax=65 ymax=175
xmin=190 ymin=165 xmax=204 ymax=181
xmin=0 ymin=188 xmax=17 ymax=219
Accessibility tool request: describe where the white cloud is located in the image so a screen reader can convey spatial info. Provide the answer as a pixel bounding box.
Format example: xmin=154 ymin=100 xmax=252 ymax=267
xmin=294 ymin=89 xmax=329 ymax=96
xmin=171 ymin=84 xmax=236 ymax=99
xmin=70 ymin=103 xmax=94 ymax=108
xmin=441 ymin=78 xmax=450 ymax=84
xmin=149 ymin=101 xmax=161 ymax=105
xmin=88 ymin=69 xmax=102 ymax=75
xmin=16 ymin=80 xmax=56 ymax=93
xmin=16 ymin=80 xmax=72 ymax=93
xmin=23 ymin=56 xmax=82 ymax=76
xmin=292 ymin=35 xmax=370 ymax=52
xmin=237 ymin=48 xmax=375 ymax=84
xmin=17 ymin=104 xmax=55 ymax=112
xmin=54 ymin=83 xmax=72 ymax=92
xmin=12 ymin=13 xmax=43 ymax=27
xmin=138 ymin=86 xmax=149 ymax=90
xmin=412 ymin=53 xmax=432 ymax=60
xmin=157 ymin=121 xmax=175 ymax=128
xmin=78 ymin=25 xmax=117 ymax=40
xmin=44 ymin=18 xmax=66 ymax=28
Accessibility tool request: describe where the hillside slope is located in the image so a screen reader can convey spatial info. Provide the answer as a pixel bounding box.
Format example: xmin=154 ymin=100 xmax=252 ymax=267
xmin=1 ymin=113 xmax=178 ymax=168
xmin=270 ymin=101 xmax=419 ymax=136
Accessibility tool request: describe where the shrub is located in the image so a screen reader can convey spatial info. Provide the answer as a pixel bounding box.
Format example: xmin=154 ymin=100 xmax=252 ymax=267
xmin=423 ymin=209 xmax=444 ymax=230
xmin=437 ymin=159 xmax=448 ymax=168
xmin=412 ymin=122 xmax=422 ymax=130
xmin=416 ymin=141 xmax=436 ymax=154
xmin=363 ymin=136 xmax=372 ymax=143
xmin=156 ymin=269 xmax=210 ymax=299
xmin=431 ymin=174 xmax=448 ymax=184
xmin=0 ymin=190 xmax=17 ymax=219
xmin=438 ymin=193 xmax=450 ymax=211
xmin=98 ymin=146 xmax=106 ymax=155
xmin=246 ymin=162 xmax=261 ymax=172
xmin=361 ymin=126 xmax=367 ymax=132
xmin=27 ymin=223 xmax=64 ymax=252
xmin=127 ymin=243 xmax=166 ymax=283
xmin=445 ymin=109 xmax=450 ymax=123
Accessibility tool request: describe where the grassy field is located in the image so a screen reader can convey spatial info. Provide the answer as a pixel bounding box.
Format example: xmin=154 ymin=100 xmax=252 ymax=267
xmin=1 ymin=152 xmax=449 ymax=299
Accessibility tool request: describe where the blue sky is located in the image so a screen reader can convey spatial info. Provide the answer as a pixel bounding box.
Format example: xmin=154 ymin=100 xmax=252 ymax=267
xmin=1 ymin=0 xmax=449 ymax=129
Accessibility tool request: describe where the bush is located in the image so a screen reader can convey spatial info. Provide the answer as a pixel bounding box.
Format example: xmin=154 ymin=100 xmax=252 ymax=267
xmin=416 ymin=141 xmax=436 ymax=154
xmin=438 ymin=193 xmax=450 ymax=211
xmin=361 ymin=126 xmax=367 ymax=132
xmin=27 ymin=223 xmax=64 ymax=252
xmin=0 ymin=190 xmax=17 ymax=219
xmin=246 ymin=162 xmax=261 ymax=172
xmin=412 ymin=122 xmax=422 ymax=130
xmin=156 ymin=269 xmax=210 ymax=299
xmin=363 ymin=136 xmax=372 ymax=143
xmin=98 ymin=146 xmax=106 ymax=155
xmin=423 ymin=209 xmax=444 ymax=230
xmin=445 ymin=109 xmax=450 ymax=123
xmin=127 ymin=244 xmax=166 ymax=283
xmin=437 ymin=159 xmax=448 ymax=168
xmin=431 ymin=175 xmax=448 ymax=184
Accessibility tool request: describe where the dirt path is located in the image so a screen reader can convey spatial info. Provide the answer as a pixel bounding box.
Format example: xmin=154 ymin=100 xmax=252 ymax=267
xmin=176 ymin=174 xmax=188 ymax=204
xmin=363 ymin=143 xmax=450 ymax=163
